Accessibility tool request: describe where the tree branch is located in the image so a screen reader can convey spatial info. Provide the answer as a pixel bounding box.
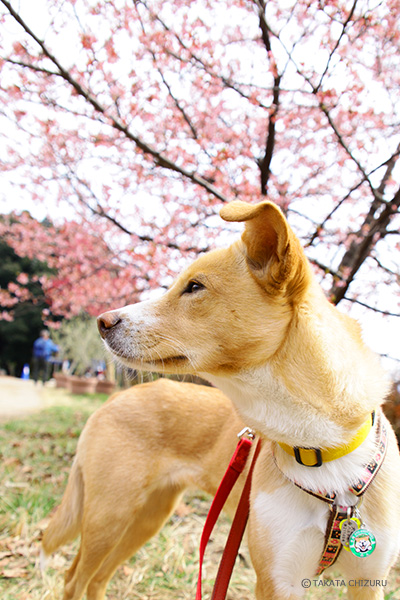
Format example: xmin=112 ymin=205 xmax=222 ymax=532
xmin=370 ymin=256 xmax=400 ymax=280
xmin=316 ymin=100 xmax=376 ymax=197
xmin=309 ymin=258 xmax=344 ymax=280
xmin=342 ymin=296 xmax=400 ymax=318
xmin=254 ymin=0 xmax=281 ymax=195
xmin=270 ymin=8 xmax=381 ymax=201
xmin=157 ymin=68 xmax=199 ymax=140
xmin=66 ymin=173 xmax=211 ymax=254
xmin=315 ymin=0 xmax=358 ymax=92
xmin=136 ymin=0 xmax=274 ymax=111
xmin=307 ymin=145 xmax=400 ymax=247
xmin=135 ymin=9 xmax=199 ymax=141
xmin=0 ymin=0 xmax=230 ymax=203
xmin=330 ymin=185 xmax=400 ymax=304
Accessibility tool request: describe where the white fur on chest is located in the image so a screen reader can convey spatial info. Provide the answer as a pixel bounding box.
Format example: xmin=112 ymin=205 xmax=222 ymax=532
xmin=204 ymin=365 xmax=345 ymax=448
xmin=251 ymin=483 xmax=328 ymax=597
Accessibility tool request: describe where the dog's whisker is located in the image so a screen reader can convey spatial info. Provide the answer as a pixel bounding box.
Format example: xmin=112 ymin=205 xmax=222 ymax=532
xmin=156 ymin=335 xmax=197 ymax=371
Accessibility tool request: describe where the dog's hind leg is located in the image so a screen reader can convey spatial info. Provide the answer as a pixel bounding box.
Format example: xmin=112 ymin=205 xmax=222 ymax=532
xmin=84 ymin=485 xmax=186 ymax=600
xmin=62 ymin=515 xmax=131 ymax=600
xmin=62 ymin=549 xmax=82 ymax=598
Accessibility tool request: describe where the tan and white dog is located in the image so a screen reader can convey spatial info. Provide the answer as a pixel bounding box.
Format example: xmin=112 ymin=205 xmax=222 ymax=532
xmin=98 ymin=201 xmax=400 ymax=600
xmin=41 ymin=379 xmax=248 ymax=600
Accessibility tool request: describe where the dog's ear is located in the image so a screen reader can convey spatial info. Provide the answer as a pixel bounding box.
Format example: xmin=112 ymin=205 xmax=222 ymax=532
xmin=220 ymin=200 xmax=311 ymax=299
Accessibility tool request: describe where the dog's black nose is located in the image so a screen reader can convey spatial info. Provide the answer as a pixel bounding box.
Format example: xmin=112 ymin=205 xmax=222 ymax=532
xmin=97 ymin=312 xmax=122 ymax=338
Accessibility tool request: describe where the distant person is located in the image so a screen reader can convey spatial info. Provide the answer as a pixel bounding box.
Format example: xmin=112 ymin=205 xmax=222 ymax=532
xmin=32 ymin=330 xmax=59 ymax=384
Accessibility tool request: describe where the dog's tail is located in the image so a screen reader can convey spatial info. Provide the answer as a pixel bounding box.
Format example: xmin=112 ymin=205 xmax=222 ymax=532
xmin=41 ymin=457 xmax=84 ymax=569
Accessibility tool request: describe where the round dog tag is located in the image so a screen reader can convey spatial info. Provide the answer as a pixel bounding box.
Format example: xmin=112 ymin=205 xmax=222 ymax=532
xmin=340 ymin=518 xmax=360 ymax=549
xmin=349 ymin=528 xmax=376 ymax=557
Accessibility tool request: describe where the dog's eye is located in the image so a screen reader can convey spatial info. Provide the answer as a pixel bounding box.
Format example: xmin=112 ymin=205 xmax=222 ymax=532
xmin=183 ymin=280 xmax=205 ymax=294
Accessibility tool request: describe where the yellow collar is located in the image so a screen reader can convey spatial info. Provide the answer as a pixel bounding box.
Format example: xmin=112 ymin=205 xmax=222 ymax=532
xmin=277 ymin=412 xmax=374 ymax=467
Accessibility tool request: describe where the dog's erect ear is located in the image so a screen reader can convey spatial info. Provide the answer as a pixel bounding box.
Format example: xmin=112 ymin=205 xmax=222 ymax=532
xmin=220 ymin=200 xmax=311 ymax=299
xmin=220 ymin=201 xmax=289 ymax=268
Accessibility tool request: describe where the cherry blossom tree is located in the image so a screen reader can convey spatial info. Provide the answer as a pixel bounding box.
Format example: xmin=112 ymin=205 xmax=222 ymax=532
xmin=0 ymin=212 xmax=154 ymax=318
xmin=0 ymin=0 xmax=399 ymax=338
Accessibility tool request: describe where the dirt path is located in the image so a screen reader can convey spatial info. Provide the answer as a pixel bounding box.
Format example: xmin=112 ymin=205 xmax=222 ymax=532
xmin=0 ymin=376 xmax=46 ymax=420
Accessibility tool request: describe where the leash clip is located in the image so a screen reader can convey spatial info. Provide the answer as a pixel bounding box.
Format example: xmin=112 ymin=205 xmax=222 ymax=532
xmin=237 ymin=426 xmax=255 ymax=440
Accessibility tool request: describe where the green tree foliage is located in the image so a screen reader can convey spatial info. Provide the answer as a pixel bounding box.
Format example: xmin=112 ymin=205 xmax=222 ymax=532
xmin=51 ymin=315 xmax=105 ymax=377
xmin=0 ymin=238 xmax=50 ymax=375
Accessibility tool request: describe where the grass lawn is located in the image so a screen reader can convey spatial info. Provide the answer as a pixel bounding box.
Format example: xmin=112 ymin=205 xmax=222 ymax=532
xmin=0 ymin=386 xmax=399 ymax=599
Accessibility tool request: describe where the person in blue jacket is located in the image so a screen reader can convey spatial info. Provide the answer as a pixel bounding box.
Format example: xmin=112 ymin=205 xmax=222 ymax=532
xmin=32 ymin=330 xmax=59 ymax=384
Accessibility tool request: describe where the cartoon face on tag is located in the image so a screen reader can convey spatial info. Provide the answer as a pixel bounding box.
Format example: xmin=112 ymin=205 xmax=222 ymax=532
xmin=349 ymin=528 xmax=376 ymax=557
xmin=355 ymin=535 xmax=372 ymax=552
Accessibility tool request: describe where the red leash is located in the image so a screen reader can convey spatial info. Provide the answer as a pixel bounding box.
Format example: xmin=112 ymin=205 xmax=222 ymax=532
xmin=196 ymin=430 xmax=261 ymax=600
